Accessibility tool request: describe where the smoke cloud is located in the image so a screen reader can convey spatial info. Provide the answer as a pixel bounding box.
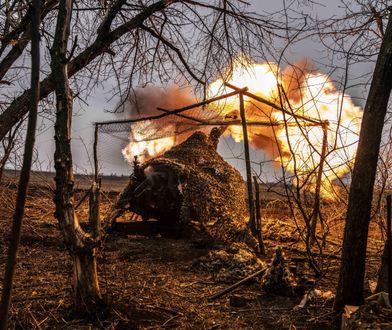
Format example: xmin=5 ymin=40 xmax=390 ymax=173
xmin=120 ymin=59 xmax=362 ymax=199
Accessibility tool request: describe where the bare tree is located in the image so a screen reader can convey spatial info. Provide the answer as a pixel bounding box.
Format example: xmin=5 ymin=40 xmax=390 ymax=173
xmin=334 ymin=11 xmax=392 ymax=311
xmin=0 ymin=0 xmax=292 ymax=146
xmin=0 ymin=0 xmax=41 ymax=327
xmin=50 ymin=0 xmax=104 ymax=314
xmin=284 ymin=0 xmax=392 ymax=309
xmin=0 ymin=118 xmax=23 ymax=182
xmin=0 ymin=0 xmax=304 ymax=315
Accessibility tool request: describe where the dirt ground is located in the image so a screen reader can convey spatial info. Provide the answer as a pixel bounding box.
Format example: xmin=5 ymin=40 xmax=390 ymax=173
xmin=0 ymin=173 xmax=385 ymax=329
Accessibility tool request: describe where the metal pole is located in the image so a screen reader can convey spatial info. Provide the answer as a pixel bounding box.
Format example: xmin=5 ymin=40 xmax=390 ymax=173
xmin=239 ymin=91 xmax=256 ymax=236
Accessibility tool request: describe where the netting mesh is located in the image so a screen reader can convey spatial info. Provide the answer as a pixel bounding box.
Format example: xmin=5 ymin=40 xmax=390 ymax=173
xmin=94 ymin=91 xmax=324 ymax=179
xmin=95 ymin=104 xmax=229 ymax=174
xmin=98 ymin=104 xmax=227 ymax=138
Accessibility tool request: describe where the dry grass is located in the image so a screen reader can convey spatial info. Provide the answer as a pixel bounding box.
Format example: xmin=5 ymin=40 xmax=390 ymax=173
xmin=0 ymin=175 xmax=385 ymax=329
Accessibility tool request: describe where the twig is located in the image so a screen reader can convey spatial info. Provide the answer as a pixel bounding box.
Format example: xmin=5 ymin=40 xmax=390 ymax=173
xmin=28 ymin=310 xmax=42 ymax=330
xmin=162 ymin=314 xmax=180 ymax=326
xmin=208 ymin=268 xmax=265 ymax=301
xmin=308 ymin=311 xmax=335 ymax=323
xmin=75 ymin=186 xmax=92 ymax=209
xmin=236 ymin=307 xmax=291 ymax=312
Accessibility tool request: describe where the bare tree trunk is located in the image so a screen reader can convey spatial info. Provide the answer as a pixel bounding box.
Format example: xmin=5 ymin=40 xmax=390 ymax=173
xmin=0 ymin=0 xmax=58 ymax=81
xmin=334 ymin=14 xmax=392 ymax=311
xmin=0 ymin=119 xmax=23 ymax=183
xmin=0 ymin=0 xmax=41 ymax=328
xmin=51 ymin=0 xmax=103 ymax=313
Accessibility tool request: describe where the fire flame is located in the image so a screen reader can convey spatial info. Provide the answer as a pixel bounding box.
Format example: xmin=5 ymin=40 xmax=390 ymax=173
xmin=207 ymin=62 xmax=283 ymax=155
xmin=122 ymin=131 xmax=175 ymax=163
xmin=208 ymin=59 xmax=362 ymax=199
xmin=122 ymin=120 xmax=176 ymax=162
xmin=122 ymin=59 xmax=362 ymax=199
xmin=121 ymin=85 xmax=197 ymax=162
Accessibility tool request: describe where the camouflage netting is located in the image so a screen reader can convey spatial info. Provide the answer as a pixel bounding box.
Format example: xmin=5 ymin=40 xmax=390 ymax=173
xmin=109 ymin=128 xmax=258 ymax=251
xmin=193 ymin=242 xmax=265 ymax=283
xmin=261 ymin=247 xmax=296 ymax=296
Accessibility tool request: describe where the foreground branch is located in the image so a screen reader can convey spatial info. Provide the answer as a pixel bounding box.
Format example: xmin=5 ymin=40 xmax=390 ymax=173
xmin=0 ymin=0 xmax=41 ymax=328
xmin=0 ymin=0 xmax=174 ymax=141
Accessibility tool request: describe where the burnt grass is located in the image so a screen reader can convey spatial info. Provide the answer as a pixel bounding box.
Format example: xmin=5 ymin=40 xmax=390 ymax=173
xmin=0 ymin=178 xmax=384 ymax=329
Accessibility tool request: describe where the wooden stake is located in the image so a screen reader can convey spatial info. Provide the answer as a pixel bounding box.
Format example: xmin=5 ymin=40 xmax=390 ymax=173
xmin=93 ymin=123 xmax=99 ymax=182
xmin=208 ymin=268 xmax=265 ymax=301
xmin=239 ymin=91 xmax=256 ymax=236
xmin=225 ymin=82 xmax=322 ymax=126
xmin=310 ymin=122 xmax=329 ymax=245
xmin=253 ymin=176 xmax=266 ymax=255
xmin=96 ymin=88 xmax=248 ymax=126
xmin=89 ymin=180 xmax=101 ymax=235
xmin=387 ymin=194 xmax=392 ymax=300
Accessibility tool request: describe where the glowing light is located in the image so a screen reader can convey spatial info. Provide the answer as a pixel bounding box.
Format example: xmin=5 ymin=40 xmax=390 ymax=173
xmin=122 ymin=136 xmax=175 ymax=163
xmin=207 ymin=59 xmax=362 ymax=199
xmin=122 ymin=57 xmax=362 ymax=200
xmin=122 ymin=123 xmax=175 ymax=163
xmin=208 ymin=62 xmax=279 ymax=100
